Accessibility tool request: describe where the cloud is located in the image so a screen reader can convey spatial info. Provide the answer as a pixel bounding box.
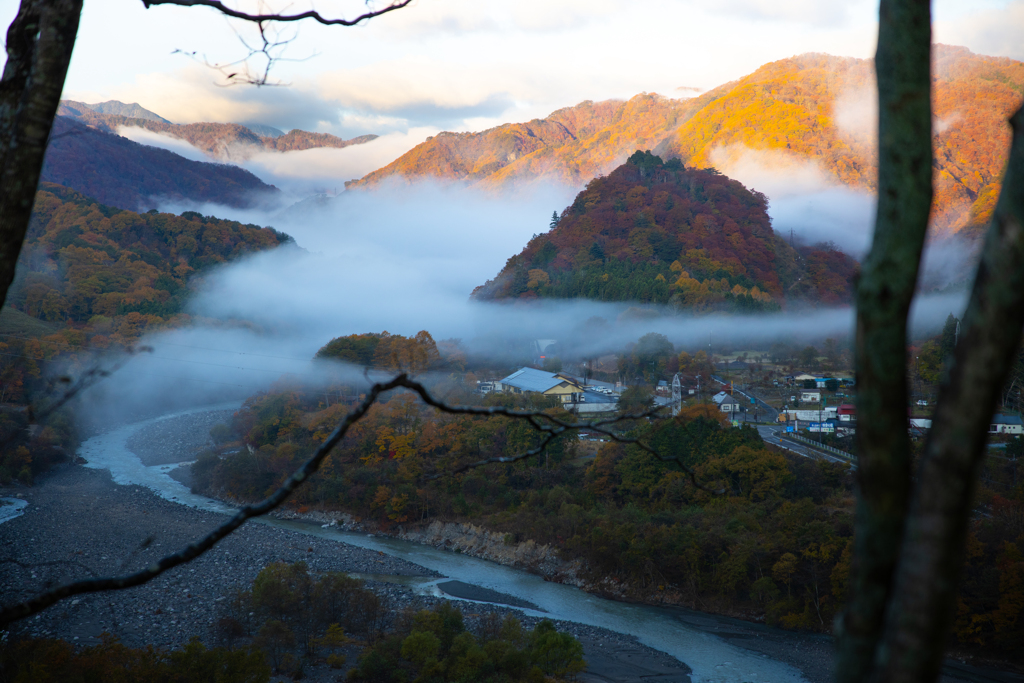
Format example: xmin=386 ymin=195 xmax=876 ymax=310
xmin=117 ymin=126 xmax=216 ymax=163
xmin=832 ymin=80 xmax=877 ymax=147
xmin=711 ymin=0 xmax=856 ymax=27
xmin=709 ymin=145 xmax=876 ymax=256
xmin=237 ymin=128 xmax=438 ymax=194
xmin=67 ymin=179 xmax=971 ymax=423
xmin=934 ymin=0 xmax=1024 ymax=61
xmin=116 ymin=125 xmax=437 ymax=199
xmin=89 ymin=65 xmax=345 ymax=133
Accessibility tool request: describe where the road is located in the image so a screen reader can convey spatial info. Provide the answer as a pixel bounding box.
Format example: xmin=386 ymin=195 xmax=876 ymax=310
xmin=711 ymin=375 xmax=779 ymax=423
xmin=756 ymin=425 xmax=855 ymax=466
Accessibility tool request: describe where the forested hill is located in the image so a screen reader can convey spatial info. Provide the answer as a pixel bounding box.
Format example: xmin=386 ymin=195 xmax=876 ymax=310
xmin=348 ymin=45 xmax=1023 ymax=235
xmin=472 ymin=152 xmax=858 ymax=311
xmin=58 ymin=100 xmax=379 ymax=159
xmin=7 ymin=183 xmax=291 ymax=337
xmin=40 ymin=116 xmax=278 ymax=211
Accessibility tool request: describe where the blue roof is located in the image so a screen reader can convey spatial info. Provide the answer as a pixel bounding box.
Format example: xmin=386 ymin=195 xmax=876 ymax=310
xmin=993 ymin=414 xmax=1023 ymax=425
xmin=499 ymin=367 xmax=577 ymax=393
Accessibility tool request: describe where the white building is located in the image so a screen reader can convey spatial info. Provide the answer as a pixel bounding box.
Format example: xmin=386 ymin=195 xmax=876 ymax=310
xmin=990 ymin=414 xmax=1024 ymax=435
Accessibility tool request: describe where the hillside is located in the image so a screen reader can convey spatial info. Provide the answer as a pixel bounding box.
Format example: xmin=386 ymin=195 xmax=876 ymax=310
xmin=40 ymin=116 xmax=279 ymax=211
xmin=58 ymin=100 xmax=378 ymax=159
xmin=350 ymin=46 xmax=1023 ymax=234
xmin=8 ymin=183 xmax=292 ymax=335
xmin=472 ymin=152 xmax=857 ymax=311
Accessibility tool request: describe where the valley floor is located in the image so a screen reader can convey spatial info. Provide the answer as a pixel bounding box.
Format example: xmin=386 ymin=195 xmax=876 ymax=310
xmin=0 ymin=465 xmax=691 ymax=683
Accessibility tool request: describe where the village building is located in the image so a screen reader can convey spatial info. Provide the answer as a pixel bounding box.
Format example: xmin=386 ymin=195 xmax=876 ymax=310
xmin=497 ymin=367 xmax=584 ymax=404
xmin=800 ymin=390 xmax=822 ymax=403
xmin=989 ymin=414 xmax=1024 ymax=435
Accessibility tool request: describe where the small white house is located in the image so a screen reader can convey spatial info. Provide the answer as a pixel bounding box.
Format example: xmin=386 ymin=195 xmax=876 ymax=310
xmin=989 ymin=414 xmax=1024 ymax=435
xmin=801 ymin=390 xmax=821 ymax=403
xmin=719 ymin=395 xmax=742 ymax=413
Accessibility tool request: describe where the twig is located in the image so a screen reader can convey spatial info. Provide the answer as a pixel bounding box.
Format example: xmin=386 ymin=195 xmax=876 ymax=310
xmin=141 ymin=0 xmax=414 ymax=26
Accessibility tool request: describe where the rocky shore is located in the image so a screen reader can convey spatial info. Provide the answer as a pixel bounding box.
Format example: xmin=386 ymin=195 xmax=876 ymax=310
xmin=0 ymin=463 xmax=692 ymax=683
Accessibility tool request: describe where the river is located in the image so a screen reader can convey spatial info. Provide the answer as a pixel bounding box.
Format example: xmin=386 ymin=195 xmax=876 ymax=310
xmin=79 ymin=405 xmax=811 ymax=683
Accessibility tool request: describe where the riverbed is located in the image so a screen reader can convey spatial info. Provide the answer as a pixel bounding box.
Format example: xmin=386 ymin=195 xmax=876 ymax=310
xmin=5 ymin=406 xmax=845 ymax=683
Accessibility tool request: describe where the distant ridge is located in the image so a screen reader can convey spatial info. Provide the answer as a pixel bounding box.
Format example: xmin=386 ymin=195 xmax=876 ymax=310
xmin=80 ymin=100 xmax=169 ymax=123
xmin=57 ymin=100 xmax=378 ymax=159
xmin=349 ymin=45 xmax=1024 ymax=235
xmin=41 ymin=116 xmax=279 ymax=211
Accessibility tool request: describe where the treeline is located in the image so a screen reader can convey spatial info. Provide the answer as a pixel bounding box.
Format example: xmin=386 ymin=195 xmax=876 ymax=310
xmin=193 ymin=366 xmax=1024 ymax=654
xmin=194 ymin=377 xmax=858 ymax=633
xmin=473 ymin=151 xmax=857 ymax=310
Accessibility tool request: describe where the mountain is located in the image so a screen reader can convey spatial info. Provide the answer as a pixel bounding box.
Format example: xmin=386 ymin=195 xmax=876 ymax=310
xmin=40 ymin=116 xmax=279 ymax=211
xmin=243 ymin=123 xmax=285 ymax=138
xmin=57 ymin=100 xmax=379 ymax=160
xmin=350 ymin=46 xmax=1023 ymax=234
xmin=78 ymin=100 xmax=170 ymax=123
xmin=472 ymin=151 xmax=858 ymax=311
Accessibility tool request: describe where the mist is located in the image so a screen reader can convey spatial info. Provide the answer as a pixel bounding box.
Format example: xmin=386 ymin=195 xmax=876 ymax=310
xmin=72 ymin=179 xmax=972 ymax=426
xmin=117 ymin=125 xmax=434 ymax=198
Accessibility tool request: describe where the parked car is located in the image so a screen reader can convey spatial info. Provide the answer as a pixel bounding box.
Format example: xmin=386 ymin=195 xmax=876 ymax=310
xmin=916 ymin=399 xmax=928 ymax=406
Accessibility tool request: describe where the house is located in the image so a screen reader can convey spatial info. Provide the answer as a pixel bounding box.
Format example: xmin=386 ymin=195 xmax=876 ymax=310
xmin=794 ymin=373 xmax=817 ymax=383
xmin=656 ymin=380 xmax=670 ymax=396
xmin=497 ymin=367 xmax=584 ymax=404
xmin=989 ymin=414 xmax=1024 ymax=435
xmin=712 ymin=391 xmax=730 ymax=405
xmin=718 ymin=395 xmax=742 ymax=413
xmin=837 ymin=404 xmax=856 ymax=422
xmin=801 ymin=390 xmax=822 ymax=403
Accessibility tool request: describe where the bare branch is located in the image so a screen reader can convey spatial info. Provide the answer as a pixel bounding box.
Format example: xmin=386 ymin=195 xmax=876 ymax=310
xmin=0 ymin=373 xmax=721 ymax=625
xmin=141 ymin=0 xmax=414 ymax=26
xmin=394 ymin=377 xmax=723 ymax=493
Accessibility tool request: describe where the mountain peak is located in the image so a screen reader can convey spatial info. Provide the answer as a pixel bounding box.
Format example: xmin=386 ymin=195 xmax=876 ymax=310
xmin=80 ymin=100 xmax=169 ymax=124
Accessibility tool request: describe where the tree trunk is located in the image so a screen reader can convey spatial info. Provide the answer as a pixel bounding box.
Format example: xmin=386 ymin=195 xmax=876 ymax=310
xmin=0 ymin=0 xmax=83 ymax=308
xmin=879 ymin=103 xmax=1024 ymax=683
xmin=837 ymin=1 xmax=933 ymax=681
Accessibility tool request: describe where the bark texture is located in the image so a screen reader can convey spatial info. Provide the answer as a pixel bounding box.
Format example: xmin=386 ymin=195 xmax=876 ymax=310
xmin=879 ymin=104 xmax=1024 ymax=683
xmin=0 ymin=0 xmax=83 ymax=308
xmin=838 ymin=1 xmax=933 ymax=681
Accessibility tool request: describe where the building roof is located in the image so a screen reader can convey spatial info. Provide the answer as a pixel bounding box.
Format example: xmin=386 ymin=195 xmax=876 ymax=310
xmin=992 ymin=414 xmax=1023 ymax=426
xmin=794 ymin=373 xmax=817 ymax=381
xmin=499 ymin=367 xmax=577 ymax=393
xmin=838 ymin=404 xmax=856 ymax=415
xmin=720 ymin=395 xmax=741 ymax=406
xmin=712 ymin=391 xmax=729 ymax=404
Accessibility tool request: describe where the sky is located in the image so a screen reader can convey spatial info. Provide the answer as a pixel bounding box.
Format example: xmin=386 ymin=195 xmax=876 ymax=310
xmin=2 ymin=0 xmax=1021 ymax=152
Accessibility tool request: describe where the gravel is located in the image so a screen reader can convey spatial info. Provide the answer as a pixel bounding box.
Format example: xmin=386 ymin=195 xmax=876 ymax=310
xmin=0 ymin=465 xmax=691 ymax=683
xmin=125 ymin=410 xmax=234 ymax=466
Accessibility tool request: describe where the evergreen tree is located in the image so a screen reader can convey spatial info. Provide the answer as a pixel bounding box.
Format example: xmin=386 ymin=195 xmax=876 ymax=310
xmin=940 ymin=313 xmax=959 ymax=361
xmin=549 ymin=211 xmax=559 ymax=230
